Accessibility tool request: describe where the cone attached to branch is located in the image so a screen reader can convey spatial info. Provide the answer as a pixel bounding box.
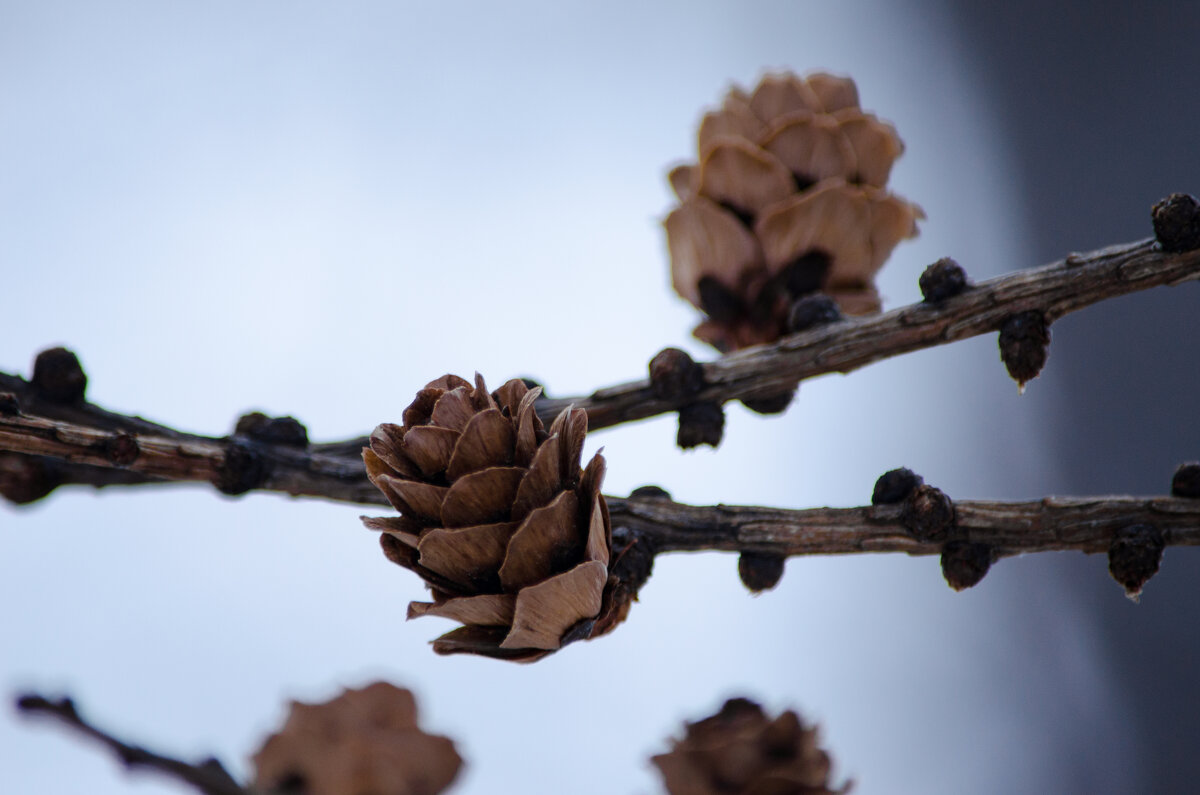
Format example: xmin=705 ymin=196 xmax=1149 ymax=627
xmin=252 ymin=682 xmax=462 ymax=795
xmin=665 ymin=71 xmax=924 ymax=351
xmin=362 ymin=374 xmax=623 ymax=662
xmin=652 ymin=697 xmax=850 ymax=795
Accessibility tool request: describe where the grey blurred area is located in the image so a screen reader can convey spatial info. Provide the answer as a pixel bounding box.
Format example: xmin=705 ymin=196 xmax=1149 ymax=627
xmin=949 ymin=3 xmax=1200 ymax=792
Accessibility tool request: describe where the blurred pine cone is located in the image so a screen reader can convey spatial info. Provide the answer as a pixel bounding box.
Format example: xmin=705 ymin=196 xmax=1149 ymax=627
xmin=362 ymin=374 xmax=621 ymax=662
xmin=651 ymin=697 xmax=850 ymax=795
xmin=252 ymin=682 xmax=462 ymax=795
xmin=665 ymin=71 xmax=924 ymax=352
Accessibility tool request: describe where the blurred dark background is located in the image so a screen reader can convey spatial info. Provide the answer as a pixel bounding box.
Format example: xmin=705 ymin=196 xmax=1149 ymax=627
xmin=951 ymin=4 xmax=1200 ymax=790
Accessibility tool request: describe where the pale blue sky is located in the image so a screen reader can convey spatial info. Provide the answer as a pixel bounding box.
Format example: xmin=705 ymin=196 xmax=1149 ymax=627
xmin=0 ymin=3 xmax=1139 ymax=793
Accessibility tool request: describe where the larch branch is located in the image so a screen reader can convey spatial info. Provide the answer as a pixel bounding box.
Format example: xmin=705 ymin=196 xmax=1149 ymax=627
xmin=541 ymin=238 xmax=1200 ymax=427
xmin=607 ymin=493 xmax=1200 ymax=558
xmin=15 ymin=694 xmax=251 ymax=795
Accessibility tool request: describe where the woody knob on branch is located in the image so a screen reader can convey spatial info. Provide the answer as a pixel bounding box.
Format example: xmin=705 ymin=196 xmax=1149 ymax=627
xmin=361 ymin=374 xmax=623 ymax=662
xmin=665 ymin=71 xmax=924 ymax=352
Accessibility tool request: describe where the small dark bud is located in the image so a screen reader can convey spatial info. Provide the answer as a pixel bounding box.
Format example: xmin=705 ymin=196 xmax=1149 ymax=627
xmin=677 ymin=401 xmax=724 ymax=449
xmin=649 ymin=347 xmax=705 ymax=401
xmin=1151 ymin=193 xmax=1200 ymax=252
xmin=872 ymin=467 xmax=924 ymax=505
xmin=629 ymin=485 xmax=672 ymax=500
xmin=234 ymin=412 xmax=309 ymax=447
xmin=1170 ymin=462 xmax=1200 ymax=498
xmin=104 ymin=433 xmax=139 ymax=467
xmin=919 ymin=257 xmax=969 ymax=302
xmin=739 ymin=384 xmax=798 ymax=415
xmin=738 ymin=551 xmax=786 ymax=593
xmin=786 ymin=294 xmax=842 ymax=333
xmin=212 ymin=441 xmax=269 ymax=496
xmin=1108 ymin=524 xmax=1165 ymax=599
xmin=1064 ymin=252 xmax=1085 ymax=267
xmin=31 ymin=347 xmax=87 ymax=403
xmin=0 ymin=392 xmax=19 ymax=416
xmin=0 ymin=452 xmax=61 ymax=505
xmin=940 ymin=541 xmax=993 ymax=591
xmin=900 ymin=484 xmax=955 ymax=542
xmin=998 ymin=310 xmax=1050 ymax=389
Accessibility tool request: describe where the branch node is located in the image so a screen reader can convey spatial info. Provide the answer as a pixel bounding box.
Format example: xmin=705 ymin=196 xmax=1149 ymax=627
xmin=1170 ymin=462 xmax=1200 ymax=498
xmin=234 ymin=411 xmax=309 ymax=447
xmin=1152 ymin=192 xmax=1200 ymax=252
xmin=786 ymin=293 xmax=842 ymax=333
xmin=919 ymin=257 xmax=970 ymax=302
xmin=629 ymin=484 xmax=672 ymax=501
xmin=648 ymin=347 xmax=705 ymax=401
xmin=998 ymin=310 xmax=1050 ymax=390
xmin=738 ymin=551 xmax=786 ymax=593
xmin=31 ymin=347 xmax=88 ymax=404
xmin=1108 ymin=523 xmax=1164 ymax=600
xmin=871 ymin=467 xmax=924 ymax=505
xmin=738 ymin=386 xmax=798 ymax=415
xmin=940 ymin=540 xmax=994 ymax=591
xmin=677 ymin=402 xmax=724 ymax=449
xmin=0 ymin=452 xmax=61 ymax=505
xmin=900 ymin=484 xmax=956 ymax=542
xmin=212 ymin=441 xmax=270 ymax=496
xmin=104 ymin=432 xmax=140 ymax=467
xmin=0 ymin=392 xmax=19 ymax=416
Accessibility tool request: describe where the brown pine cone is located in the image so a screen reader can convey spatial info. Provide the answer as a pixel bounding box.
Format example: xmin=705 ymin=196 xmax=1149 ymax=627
xmin=252 ymin=682 xmax=462 ymax=795
xmin=361 ymin=374 xmax=621 ymax=662
xmin=651 ymin=697 xmax=851 ymax=795
xmin=665 ymin=71 xmax=924 ymax=352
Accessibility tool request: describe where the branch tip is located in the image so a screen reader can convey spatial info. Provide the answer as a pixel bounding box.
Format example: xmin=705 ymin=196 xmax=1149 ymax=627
xmin=940 ymin=540 xmax=994 ymax=591
xmin=1170 ymin=462 xmax=1200 ymax=498
xmin=677 ymin=401 xmax=725 ymax=449
xmin=786 ymin=293 xmax=842 ymax=333
xmin=0 ymin=392 xmax=19 ymax=416
xmin=649 ymin=347 xmax=706 ymax=402
xmin=234 ymin=412 xmax=309 ymax=447
xmin=919 ymin=257 xmax=970 ymax=302
xmin=1108 ymin=524 xmax=1165 ymax=600
xmin=900 ymin=484 xmax=956 ymax=542
xmin=31 ymin=347 xmax=87 ymax=404
xmin=871 ymin=467 xmax=924 ymax=505
xmin=1152 ymin=192 xmax=1200 ymax=253
xmin=998 ymin=310 xmax=1051 ymax=390
xmin=738 ymin=551 xmax=786 ymax=593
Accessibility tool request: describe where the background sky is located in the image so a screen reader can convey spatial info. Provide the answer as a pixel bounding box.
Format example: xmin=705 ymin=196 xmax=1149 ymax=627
xmin=2 ymin=2 xmax=1198 ymax=793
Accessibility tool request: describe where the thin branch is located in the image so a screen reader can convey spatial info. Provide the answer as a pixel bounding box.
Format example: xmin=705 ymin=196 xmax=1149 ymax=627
xmin=0 ymin=398 xmax=383 ymax=506
xmin=286 ymin=236 xmax=1200 ymax=450
xmin=15 ymin=694 xmax=251 ymax=795
xmin=607 ymin=493 xmax=1200 ymax=557
xmin=540 ymin=238 xmax=1200 ymax=427
xmin=5 ymin=236 xmax=1197 ymax=469
xmin=3 ymin=400 xmax=1196 ymax=571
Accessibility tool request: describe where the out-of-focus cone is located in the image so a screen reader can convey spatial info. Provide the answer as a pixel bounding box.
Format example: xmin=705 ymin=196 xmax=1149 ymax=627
xmin=252 ymin=682 xmax=462 ymax=795
xmin=651 ymin=697 xmax=851 ymax=795
xmin=665 ymin=71 xmax=924 ymax=351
